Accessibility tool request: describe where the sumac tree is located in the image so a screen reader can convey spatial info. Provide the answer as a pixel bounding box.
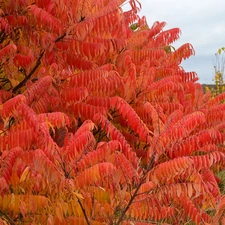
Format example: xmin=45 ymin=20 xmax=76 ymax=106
xmin=0 ymin=0 xmax=225 ymax=224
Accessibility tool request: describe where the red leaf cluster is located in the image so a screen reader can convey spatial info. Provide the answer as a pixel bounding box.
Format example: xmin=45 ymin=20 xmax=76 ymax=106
xmin=0 ymin=0 xmax=225 ymax=224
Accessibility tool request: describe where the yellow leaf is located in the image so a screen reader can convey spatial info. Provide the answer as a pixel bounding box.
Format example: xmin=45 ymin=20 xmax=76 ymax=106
xmin=17 ymin=73 xmax=25 ymax=82
xmin=20 ymin=166 xmax=30 ymax=183
xmin=74 ymin=191 xmax=84 ymax=200
xmin=8 ymin=78 xmax=19 ymax=88
xmin=0 ymin=194 xmax=20 ymax=214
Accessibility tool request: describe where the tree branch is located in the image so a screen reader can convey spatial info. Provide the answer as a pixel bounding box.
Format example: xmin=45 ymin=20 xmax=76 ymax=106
xmin=55 ymin=33 xmax=66 ymax=43
xmin=77 ymin=197 xmax=90 ymax=225
xmin=12 ymin=32 xmax=67 ymax=94
xmin=0 ymin=210 xmax=17 ymax=225
xmin=115 ymin=153 xmax=156 ymax=225
xmin=12 ymin=50 xmax=45 ymax=94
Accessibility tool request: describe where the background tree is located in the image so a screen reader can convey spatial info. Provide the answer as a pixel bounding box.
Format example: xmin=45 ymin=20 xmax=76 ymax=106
xmin=206 ymin=47 xmax=225 ymax=96
xmin=214 ymin=47 xmax=225 ymax=95
xmin=0 ymin=0 xmax=225 ymax=224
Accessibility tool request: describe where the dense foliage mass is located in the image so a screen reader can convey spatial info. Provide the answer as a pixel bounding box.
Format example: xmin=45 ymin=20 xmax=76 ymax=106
xmin=0 ymin=0 xmax=225 ymax=224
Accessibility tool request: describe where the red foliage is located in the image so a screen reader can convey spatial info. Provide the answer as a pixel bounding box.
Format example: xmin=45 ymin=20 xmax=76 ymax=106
xmin=0 ymin=0 xmax=225 ymax=224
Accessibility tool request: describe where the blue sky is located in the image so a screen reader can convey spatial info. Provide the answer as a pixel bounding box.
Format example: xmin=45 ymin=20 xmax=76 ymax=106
xmin=134 ymin=0 xmax=225 ymax=83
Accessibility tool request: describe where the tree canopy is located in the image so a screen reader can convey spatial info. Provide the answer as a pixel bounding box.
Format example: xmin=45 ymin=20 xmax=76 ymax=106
xmin=0 ymin=0 xmax=225 ymax=224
